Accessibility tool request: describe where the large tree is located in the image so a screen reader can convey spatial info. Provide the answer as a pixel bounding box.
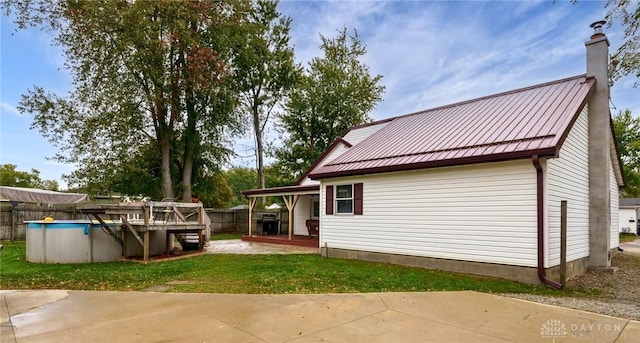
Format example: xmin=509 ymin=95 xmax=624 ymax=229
xmin=613 ymin=109 xmax=640 ymax=197
xmin=4 ymin=0 xmax=249 ymax=201
xmin=274 ymin=28 xmax=385 ymax=178
xmin=605 ymin=1 xmax=640 ymax=197
xmin=235 ymin=0 xmax=299 ymax=192
xmin=607 ymin=0 xmax=640 ymax=86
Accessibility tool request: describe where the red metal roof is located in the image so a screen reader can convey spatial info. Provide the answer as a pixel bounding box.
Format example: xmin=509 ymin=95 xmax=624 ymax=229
xmin=309 ymin=75 xmax=596 ymax=179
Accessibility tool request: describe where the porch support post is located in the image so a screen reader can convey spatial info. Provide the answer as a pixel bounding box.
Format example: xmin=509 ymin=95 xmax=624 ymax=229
xmin=283 ymin=195 xmax=300 ymax=240
xmin=248 ymin=197 xmax=257 ymax=235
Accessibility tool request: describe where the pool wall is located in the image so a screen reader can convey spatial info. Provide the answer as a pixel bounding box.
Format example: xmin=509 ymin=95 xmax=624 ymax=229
xmin=123 ymin=231 xmax=168 ymax=257
xmin=27 ymin=220 xmax=122 ymax=263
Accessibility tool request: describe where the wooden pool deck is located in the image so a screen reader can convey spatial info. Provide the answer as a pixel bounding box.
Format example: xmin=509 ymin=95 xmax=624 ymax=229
xmin=79 ymin=201 xmax=207 ymax=262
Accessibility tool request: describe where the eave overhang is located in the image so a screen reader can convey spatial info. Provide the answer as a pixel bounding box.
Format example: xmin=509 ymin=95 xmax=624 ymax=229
xmin=242 ymin=184 xmax=320 ymax=198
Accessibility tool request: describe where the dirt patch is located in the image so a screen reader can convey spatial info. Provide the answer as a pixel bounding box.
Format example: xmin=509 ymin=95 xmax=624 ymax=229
xmin=143 ymin=285 xmax=174 ymax=292
xmin=205 ymin=239 xmax=318 ymax=254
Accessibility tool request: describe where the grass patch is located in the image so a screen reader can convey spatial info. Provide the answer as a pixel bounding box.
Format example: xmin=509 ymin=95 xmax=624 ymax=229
xmin=0 ymin=241 xmax=557 ymax=295
xmin=619 ymin=233 xmax=638 ymax=243
xmin=210 ymin=233 xmax=243 ymax=241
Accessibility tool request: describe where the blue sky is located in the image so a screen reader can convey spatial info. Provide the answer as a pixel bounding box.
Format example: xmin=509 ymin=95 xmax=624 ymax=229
xmin=1 ymin=0 xmax=639 ymax=190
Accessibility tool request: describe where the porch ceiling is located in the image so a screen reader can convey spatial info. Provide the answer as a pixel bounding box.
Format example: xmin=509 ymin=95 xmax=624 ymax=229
xmin=242 ymin=184 xmax=319 ymax=198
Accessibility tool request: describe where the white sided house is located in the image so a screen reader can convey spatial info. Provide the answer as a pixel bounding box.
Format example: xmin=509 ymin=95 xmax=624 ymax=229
xmin=619 ymin=198 xmax=640 ymax=234
xmin=243 ymin=22 xmax=624 ymax=287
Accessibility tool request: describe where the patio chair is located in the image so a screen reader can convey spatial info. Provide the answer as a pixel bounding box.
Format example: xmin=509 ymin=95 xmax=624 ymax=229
xmin=305 ymin=219 xmax=319 ymax=239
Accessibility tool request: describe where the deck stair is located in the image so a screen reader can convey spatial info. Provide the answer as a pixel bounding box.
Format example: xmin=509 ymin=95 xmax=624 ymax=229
xmin=176 ymin=232 xmax=201 ymax=250
xmin=157 ymin=206 xmax=202 ymax=251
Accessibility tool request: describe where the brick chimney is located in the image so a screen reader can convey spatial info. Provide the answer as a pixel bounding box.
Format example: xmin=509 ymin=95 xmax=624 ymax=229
xmin=586 ymin=20 xmax=612 ymax=268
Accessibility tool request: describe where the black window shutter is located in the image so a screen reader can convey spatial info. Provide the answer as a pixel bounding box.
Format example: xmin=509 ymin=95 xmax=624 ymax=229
xmin=325 ymin=185 xmax=334 ymax=215
xmin=354 ymin=183 xmax=363 ymax=215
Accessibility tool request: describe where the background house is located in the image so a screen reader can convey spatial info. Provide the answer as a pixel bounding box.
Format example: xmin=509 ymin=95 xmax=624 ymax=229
xmin=619 ymin=198 xmax=640 ymax=234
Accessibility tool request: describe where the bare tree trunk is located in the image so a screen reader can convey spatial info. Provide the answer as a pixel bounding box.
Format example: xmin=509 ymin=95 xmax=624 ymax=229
xmin=182 ymin=155 xmax=193 ymax=202
xmin=256 ymin=131 xmax=265 ymax=189
xmin=182 ymin=96 xmax=198 ymax=203
xmin=252 ymin=101 xmax=266 ymax=205
xmin=252 ymin=102 xmax=266 ymax=190
xmin=160 ymin=138 xmax=174 ymax=200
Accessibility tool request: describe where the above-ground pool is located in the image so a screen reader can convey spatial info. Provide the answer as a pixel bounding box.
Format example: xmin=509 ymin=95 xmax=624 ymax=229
xmin=26 ymin=220 xmax=123 ymax=263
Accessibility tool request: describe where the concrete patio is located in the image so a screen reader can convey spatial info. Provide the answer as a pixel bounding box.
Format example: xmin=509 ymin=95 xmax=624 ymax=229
xmin=205 ymin=239 xmax=318 ymax=255
xmin=2 ymin=290 xmax=640 ymax=342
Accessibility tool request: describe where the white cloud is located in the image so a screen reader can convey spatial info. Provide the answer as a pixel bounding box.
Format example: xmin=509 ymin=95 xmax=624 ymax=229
xmin=0 ymin=102 xmax=20 ymax=115
xmin=277 ymin=0 xmax=638 ymax=124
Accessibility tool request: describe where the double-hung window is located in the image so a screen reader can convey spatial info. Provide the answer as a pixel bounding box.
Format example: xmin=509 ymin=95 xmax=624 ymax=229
xmin=325 ymin=183 xmax=363 ymax=215
xmin=335 ymin=185 xmax=353 ymax=214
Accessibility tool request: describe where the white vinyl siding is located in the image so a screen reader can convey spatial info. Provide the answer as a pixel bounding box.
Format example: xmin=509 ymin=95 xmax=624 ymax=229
xmin=343 ymin=122 xmax=390 ymax=145
xmin=299 ymin=144 xmax=351 ymax=186
xmin=298 ymin=178 xmax=319 ymax=186
xmin=619 ymin=208 xmax=636 ymax=233
xmin=320 ymin=160 xmax=538 ymax=267
xmin=546 ymin=106 xmax=589 ymax=267
xmin=293 ymin=196 xmax=313 ymax=235
xmin=610 ymin=158 xmax=619 ymax=248
xmin=299 ymin=123 xmax=389 ymax=187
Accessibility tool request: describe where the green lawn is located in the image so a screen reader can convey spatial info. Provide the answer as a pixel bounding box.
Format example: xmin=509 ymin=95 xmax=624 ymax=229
xmin=619 ymin=233 xmax=638 ymax=243
xmin=0 ymin=241 xmax=559 ymax=295
xmin=210 ymin=232 xmax=244 ymax=241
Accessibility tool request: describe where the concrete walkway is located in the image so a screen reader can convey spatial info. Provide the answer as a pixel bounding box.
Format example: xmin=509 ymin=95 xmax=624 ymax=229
xmin=2 ymin=290 xmax=639 ymax=342
xmin=205 ymin=239 xmax=318 ymax=255
xmin=620 ymin=239 xmax=640 ymax=255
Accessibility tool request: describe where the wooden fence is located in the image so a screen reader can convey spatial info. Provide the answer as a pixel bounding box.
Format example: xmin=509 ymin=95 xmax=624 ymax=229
xmin=0 ymin=204 xmax=287 ymax=241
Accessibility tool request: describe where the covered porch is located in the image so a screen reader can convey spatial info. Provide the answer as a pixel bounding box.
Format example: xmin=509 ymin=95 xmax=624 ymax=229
xmin=242 ymin=184 xmax=320 ymax=248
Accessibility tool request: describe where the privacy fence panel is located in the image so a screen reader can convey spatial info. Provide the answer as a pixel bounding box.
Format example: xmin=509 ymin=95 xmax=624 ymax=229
xmin=0 ymin=204 xmax=80 ymax=241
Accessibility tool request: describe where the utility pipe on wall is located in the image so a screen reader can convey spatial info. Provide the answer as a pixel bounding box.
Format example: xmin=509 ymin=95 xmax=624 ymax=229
xmin=533 ymin=155 xmax=563 ymax=289
xmin=560 ymin=200 xmax=567 ymax=285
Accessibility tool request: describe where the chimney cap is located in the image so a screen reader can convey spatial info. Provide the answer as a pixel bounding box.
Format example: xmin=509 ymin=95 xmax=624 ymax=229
xmin=590 ymin=20 xmax=607 ymax=37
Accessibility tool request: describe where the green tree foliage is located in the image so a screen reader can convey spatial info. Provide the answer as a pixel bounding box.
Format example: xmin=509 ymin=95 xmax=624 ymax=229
xmin=0 ymin=164 xmax=59 ymax=190
xmin=274 ymin=28 xmax=385 ymax=178
xmin=103 ymin=144 xmax=164 ymax=200
xmin=193 ymin=170 xmax=233 ymax=208
xmin=264 ymin=164 xmax=296 ymax=188
xmin=3 ymin=0 xmax=249 ymax=201
xmin=223 ymin=165 xmax=296 ymax=207
xmin=613 ymin=109 xmax=640 ymax=197
xmin=606 ymin=0 xmax=640 ymax=85
xmin=224 ymin=167 xmax=258 ymax=207
xmin=235 ymin=0 xmax=300 ymax=191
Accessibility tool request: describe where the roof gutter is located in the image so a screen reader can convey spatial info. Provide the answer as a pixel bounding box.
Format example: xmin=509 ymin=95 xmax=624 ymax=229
xmin=533 ymin=155 xmax=563 ymax=289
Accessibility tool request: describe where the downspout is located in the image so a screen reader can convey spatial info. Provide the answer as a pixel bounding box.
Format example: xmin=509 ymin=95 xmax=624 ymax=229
xmin=533 ymin=155 xmax=563 ymax=289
